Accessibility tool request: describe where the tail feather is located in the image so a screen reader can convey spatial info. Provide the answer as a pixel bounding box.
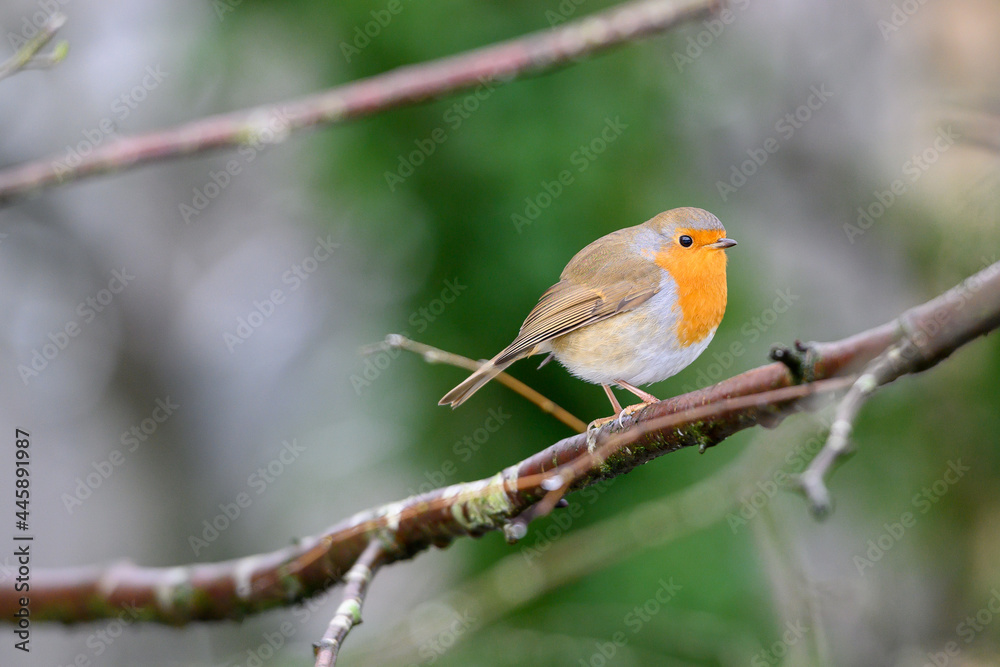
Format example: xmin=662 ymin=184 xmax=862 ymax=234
xmin=439 ymin=354 xmax=517 ymax=408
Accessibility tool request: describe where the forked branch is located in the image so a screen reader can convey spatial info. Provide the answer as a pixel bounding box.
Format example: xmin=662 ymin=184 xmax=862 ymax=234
xmin=0 ymin=260 xmax=996 ymax=626
xmin=0 ymin=13 xmax=68 ymax=82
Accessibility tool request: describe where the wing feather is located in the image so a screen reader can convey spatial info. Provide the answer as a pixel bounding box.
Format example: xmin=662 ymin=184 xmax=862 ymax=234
xmin=495 ymin=279 xmax=658 ymax=365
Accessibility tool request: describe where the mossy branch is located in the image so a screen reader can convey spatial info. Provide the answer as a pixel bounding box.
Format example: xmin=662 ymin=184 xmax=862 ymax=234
xmin=0 ymin=261 xmax=997 ymax=626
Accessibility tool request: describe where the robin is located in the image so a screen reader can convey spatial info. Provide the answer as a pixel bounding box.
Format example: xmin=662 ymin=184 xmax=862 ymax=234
xmin=439 ymin=207 xmax=736 ymax=423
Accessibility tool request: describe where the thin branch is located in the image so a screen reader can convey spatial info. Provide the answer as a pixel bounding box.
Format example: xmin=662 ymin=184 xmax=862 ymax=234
xmin=0 ymin=0 xmax=718 ymax=204
xmin=506 ymin=375 xmax=857 ymax=538
xmin=353 ymin=420 xmax=832 ymax=665
xmin=0 ymin=13 xmax=68 ymax=82
xmin=796 ymin=347 xmax=899 ymax=515
xmin=1 ymin=260 xmax=997 ymax=626
xmin=314 ymin=540 xmax=386 ymax=667
xmin=362 ymin=334 xmax=586 ymax=433
xmin=798 ymin=258 xmax=1000 ymax=515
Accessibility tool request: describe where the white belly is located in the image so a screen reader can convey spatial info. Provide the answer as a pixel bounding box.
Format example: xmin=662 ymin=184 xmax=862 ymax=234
xmin=547 ymin=274 xmax=716 ymax=387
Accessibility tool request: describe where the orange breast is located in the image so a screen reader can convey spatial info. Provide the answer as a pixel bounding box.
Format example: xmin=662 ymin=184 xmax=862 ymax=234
xmin=655 ymin=235 xmax=729 ymax=347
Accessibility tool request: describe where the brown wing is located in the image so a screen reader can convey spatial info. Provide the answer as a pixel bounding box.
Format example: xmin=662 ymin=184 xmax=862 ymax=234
xmin=495 ymin=226 xmax=663 ymax=363
xmin=440 ymin=225 xmax=663 ymax=408
xmin=495 ymin=279 xmax=658 ymax=364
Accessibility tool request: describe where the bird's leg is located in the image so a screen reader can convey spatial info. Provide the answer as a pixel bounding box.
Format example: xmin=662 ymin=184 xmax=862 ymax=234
xmin=615 ymin=379 xmax=660 ymax=403
xmin=612 ymin=379 xmax=660 ymax=426
xmin=602 ymin=384 xmax=624 ymax=413
xmin=588 ymin=383 xmax=655 ymax=431
xmin=587 ymin=385 xmax=624 ymax=431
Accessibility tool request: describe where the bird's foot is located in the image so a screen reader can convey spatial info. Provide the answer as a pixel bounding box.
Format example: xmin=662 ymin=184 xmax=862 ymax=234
xmin=586 ymin=401 xmax=654 ymax=432
xmin=615 ymin=401 xmax=654 ymax=427
xmin=587 ymin=415 xmax=617 ymax=432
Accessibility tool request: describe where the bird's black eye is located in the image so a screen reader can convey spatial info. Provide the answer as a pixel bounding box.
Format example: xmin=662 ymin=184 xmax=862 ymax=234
xmin=679 ymin=235 xmax=693 ymax=247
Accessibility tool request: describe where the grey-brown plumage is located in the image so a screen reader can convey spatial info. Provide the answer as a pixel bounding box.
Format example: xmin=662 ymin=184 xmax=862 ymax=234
xmin=439 ymin=208 xmax=733 ymax=409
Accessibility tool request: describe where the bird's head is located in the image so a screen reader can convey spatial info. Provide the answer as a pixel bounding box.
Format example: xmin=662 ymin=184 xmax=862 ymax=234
xmin=640 ymin=207 xmax=736 ymax=280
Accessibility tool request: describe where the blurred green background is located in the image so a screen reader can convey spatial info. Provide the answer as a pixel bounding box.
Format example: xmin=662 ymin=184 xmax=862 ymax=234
xmin=1 ymin=0 xmax=999 ymax=665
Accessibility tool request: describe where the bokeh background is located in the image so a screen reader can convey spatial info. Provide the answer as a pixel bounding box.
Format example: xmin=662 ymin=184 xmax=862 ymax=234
xmin=1 ymin=0 xmax=999 ymax=665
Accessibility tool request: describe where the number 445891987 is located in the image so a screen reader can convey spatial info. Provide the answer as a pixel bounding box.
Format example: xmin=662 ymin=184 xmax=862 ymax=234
xmin=15 ymin=429 xmax=29 ymax=531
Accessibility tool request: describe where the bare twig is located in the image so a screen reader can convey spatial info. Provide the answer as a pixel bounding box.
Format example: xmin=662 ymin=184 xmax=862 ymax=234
xmin=798 ymin=258 xmax=1000 ymax=515
xmin=1 ymin=261 xmax=997 ymax=626
xmin=796 ymin=348 xmax=899 ymax=515
xmin=362 ymin=334 xmax=587 ymax=433
xmin=0 ymin=0 xmax=718 ymax=204
xmin=0 ymin=13 xmax=68 ymax=82
xmin=314 ymin=540 xmax=386 ymax=667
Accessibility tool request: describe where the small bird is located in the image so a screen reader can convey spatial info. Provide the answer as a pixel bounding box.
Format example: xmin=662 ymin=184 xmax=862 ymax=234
xmin=439 ymin=207 xmax=736 ymax=422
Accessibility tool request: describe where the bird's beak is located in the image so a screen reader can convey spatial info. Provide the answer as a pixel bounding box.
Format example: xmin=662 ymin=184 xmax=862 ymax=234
xmin=709 ymin=237 xmax=737 ymax=249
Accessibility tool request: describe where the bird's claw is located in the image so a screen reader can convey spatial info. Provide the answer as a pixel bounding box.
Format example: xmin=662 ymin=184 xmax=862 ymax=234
xmin=587 ymin=402 xmax=652 ymax=432
xmin=616 ymin=401 xmax=653 ymax=427
xmin=587 ymin=415 xmax=616 ymax=432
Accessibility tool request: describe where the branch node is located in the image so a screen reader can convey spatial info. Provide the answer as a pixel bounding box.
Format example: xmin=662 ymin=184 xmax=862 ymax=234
xmin=312 ymin=638 xmax=336 ymax=657
xmin=503 ymin=520 xmax=528 ymax=543
xmin=769 ymin=344 xmax=804 ymax=381
xmin=541 ymin=475 xmax=566 ymax=491
xmin=794 ymin=344 xmax=899 ymax=518
xmin=0 ymin=12 xmax=68 ymax=82
xmin=794 ymin=471 xmax=834 ymax=519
